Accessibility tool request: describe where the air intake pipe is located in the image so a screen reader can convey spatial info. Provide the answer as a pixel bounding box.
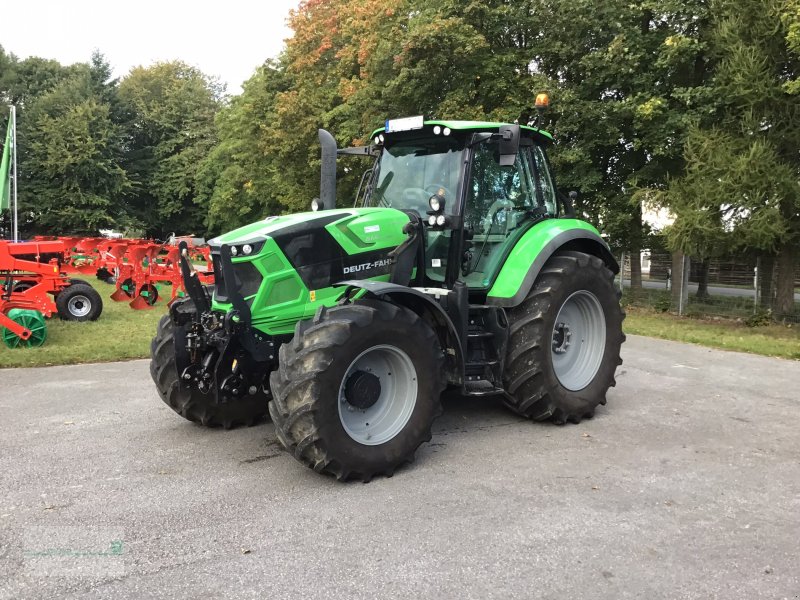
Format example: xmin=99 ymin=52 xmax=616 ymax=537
xmin=318 ymin=129 xmax=337 ymax=210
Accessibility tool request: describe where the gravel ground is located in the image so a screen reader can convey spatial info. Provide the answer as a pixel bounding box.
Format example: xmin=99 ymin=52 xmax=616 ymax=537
xmin=1 ymin=334 xmax=798 ymax=599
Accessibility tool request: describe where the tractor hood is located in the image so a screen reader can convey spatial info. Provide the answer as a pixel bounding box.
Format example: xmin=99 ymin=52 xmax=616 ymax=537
xmin=208 ymin=207 xmax=409 ymax=250
xmin=206 ymin=207 xmax=412 ymax=335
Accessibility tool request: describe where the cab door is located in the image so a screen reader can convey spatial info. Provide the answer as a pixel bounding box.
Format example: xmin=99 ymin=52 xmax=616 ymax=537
xmin=461 ymin=142 xmax=545 ymax=289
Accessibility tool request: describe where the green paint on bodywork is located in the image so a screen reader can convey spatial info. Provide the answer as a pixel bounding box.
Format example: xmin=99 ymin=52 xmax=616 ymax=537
xmin=487 ymin=219 xmax=602 ymax=301
xmin=371 ymin=120 xmax=553 ymax=141
xmin=324 ymin=208 xmax=408 ymax=255
xmin=210 ymin=207 xmax=410 ymax=336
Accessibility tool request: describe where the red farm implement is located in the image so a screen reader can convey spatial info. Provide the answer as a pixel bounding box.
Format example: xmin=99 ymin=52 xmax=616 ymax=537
xmin=0 ymin=240 xmax=103 ymax=348
xmin=110 ymin=240 xmax=213 ymax=309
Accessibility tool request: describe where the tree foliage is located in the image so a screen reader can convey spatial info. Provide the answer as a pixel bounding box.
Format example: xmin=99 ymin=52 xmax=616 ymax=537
xmin=0 ymin=0 xmax=797 ymax=314
xmin=119 ymin=61 xmax=222 ymax=237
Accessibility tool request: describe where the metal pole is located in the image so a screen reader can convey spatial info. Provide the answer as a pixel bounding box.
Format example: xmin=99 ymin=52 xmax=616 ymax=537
xmin=11 ymin=105 xmax=18 ymax=242
xmin=753 ymin=259 xmax=759 ymax=313
xmin=619 ymin=251 xmax=625 ymax=295
xmin=679 ymin=255 xmax=690 ymax=316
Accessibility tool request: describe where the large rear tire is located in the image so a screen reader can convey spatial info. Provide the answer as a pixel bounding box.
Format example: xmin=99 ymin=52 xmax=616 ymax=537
xmin=149 ymin=308 xmax=269 ymax=428
xmin=269 ymin=301 xmax=446 ymax=481
xmin=503 ymin=251 xmax=624 ymax=424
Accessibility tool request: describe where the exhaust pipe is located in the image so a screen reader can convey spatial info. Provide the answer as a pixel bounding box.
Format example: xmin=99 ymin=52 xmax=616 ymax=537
xmin=318 ymin=129 xmax=337 ymax=210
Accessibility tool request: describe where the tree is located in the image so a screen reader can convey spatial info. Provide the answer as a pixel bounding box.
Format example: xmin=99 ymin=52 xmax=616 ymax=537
xmin=662 ymin=0 xmax=799 ymax=316
xmin=525 ymin=0 xmax=713 ymax=288
xmin=24 ymin=96 xmax=131 ymax=234
xmin=118 ymin=62 xmax=222 ymax=238
xmin=197 ymin=62 xmax=291 ymax=233
xmin=18 ymin=57 xmax=132 ymax=235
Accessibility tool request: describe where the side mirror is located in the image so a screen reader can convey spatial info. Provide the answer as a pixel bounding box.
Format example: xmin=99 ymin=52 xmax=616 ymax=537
xmin=564 ymin=190 xmax=577 ymax=217
xmin=497 ymin=124 xmax=520 ymax=167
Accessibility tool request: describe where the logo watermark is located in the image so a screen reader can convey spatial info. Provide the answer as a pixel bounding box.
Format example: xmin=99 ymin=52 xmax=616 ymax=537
xmin=22 ymin=527 xmax=125 ymax=577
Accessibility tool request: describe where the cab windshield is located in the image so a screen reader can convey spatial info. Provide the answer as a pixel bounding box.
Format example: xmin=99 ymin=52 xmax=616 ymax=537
xmin=368 ymin=138 xmax=464 ymax=215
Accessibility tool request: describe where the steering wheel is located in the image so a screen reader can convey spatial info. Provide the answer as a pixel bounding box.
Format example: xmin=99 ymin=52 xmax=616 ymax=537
xmin=401 ymin=185 xmax=455 ymax=213
xmin=400 ymin=188 xmax=431 ymax=212
xmin=424 ymin=184 xmax=454 ymax=201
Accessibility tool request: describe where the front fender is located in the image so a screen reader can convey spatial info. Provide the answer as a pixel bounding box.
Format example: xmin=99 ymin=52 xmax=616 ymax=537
xmin=487 ymin=219 xmax=618 ymax=308
xmin=335 ymin=280 xmax=464 ymax=385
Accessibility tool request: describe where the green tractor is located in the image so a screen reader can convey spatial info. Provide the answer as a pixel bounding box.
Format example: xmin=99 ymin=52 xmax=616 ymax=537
xmin=150 ymin=116 xmax=625 ymax=481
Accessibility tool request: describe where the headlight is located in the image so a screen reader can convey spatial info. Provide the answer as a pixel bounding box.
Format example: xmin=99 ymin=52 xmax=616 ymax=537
xmin=311 ymin=198 xmax=320 ymax=212
xmin=429 ymin=195 xmax=441 ymax=212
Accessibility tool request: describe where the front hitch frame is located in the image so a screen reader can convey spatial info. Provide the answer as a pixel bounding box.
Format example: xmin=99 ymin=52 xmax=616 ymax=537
xmin=176 ymin=241 xmax=210 ymax=317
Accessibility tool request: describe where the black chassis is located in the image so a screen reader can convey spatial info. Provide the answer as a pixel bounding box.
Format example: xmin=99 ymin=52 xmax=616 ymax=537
xmin=171 ymin=241 xmax=282 ymax=404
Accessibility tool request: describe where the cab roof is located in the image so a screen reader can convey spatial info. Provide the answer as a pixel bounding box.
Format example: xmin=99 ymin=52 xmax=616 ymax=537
xmin=370 ymin=119 xmax=554 ymax=144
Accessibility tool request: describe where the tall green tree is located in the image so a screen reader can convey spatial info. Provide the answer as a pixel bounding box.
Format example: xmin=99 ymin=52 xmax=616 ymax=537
xmin=198 ymin=61 xmax=290 ymax=233
xmin=19 ymin=55 xmax=132 ymax=235
xmin=119 ymin=61 xmax=222 ymax=238
xmin=663 ymin=0 xmax=799 ymax=316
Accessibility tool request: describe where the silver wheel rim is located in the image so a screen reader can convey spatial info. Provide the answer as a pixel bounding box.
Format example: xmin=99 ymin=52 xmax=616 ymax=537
xmin=338 ymin=344 xmax=418 ymax=446
xmin=68 ymin=294 xmax=92 ymax=318
xmin=551 ymin=290 xmax=606 ymax=391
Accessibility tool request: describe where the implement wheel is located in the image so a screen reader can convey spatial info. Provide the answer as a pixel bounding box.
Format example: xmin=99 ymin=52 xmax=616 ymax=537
xmin=269 ymin=300 xmax=446 ymax=481
xmin=503 ymin=251 xmax=625 ymax=424
xmin=138 ymin=284 xmax=159 ymax=305
xmin=56 ymin=283 xmax=103 ymax=322
xmin=119 ymin=278 xmax=135 ymax=297
xmin=149 ymin=303 xmax=269 ymax=428
xmin=2 ymin=309 xmax=48 ymax=348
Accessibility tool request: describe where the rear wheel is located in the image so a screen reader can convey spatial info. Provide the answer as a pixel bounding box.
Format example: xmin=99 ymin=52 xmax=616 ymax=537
xmin=149 ymin=306 xmax=269 ymax=428
xmin=56 ymin=283 xmax=103 ymax=322
xmin=269 ymin=301 xmax=446 ymax=481
xmin=503 ymin=251 xmax=624 ymax=424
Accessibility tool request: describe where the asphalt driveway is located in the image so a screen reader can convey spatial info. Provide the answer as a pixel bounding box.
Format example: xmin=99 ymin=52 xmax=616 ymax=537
xmin=1 ymin=335 xmax=798 ymax=599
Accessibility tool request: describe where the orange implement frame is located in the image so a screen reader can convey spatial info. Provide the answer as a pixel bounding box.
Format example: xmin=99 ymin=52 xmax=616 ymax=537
xmin=0 ymin=240 xmax=71 ymax=341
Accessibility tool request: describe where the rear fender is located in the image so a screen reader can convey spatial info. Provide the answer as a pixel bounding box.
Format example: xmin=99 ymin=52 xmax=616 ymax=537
xmin=487 ymin=220 xmax=618 ymax=308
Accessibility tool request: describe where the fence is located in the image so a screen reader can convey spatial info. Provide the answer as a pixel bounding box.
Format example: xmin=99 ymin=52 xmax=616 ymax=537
xmin=616 ymin=250 xmax=800 ymax=324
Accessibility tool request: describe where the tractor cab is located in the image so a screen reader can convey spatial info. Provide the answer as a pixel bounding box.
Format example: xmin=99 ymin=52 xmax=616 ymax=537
xmin=349 ymin=118 xmax=562 ymax=295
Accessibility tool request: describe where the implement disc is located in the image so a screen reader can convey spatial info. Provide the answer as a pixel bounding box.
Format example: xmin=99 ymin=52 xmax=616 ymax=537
xmin=2 ymin=309 xmax=48 ymax=349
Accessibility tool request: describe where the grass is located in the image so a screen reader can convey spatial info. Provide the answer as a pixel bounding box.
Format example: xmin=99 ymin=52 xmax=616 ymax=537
xmin=1 ymin=279 xmax=167 ymax=368
xmin=624 ymin=307 xmax=800 ymax=360
xmin=2 ymin=279 xmax=799 ymax=368
xmin=621 ymin=287 xmax=800 ymax=321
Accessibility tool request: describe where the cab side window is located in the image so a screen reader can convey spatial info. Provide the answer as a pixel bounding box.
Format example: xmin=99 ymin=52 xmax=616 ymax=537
xmin=531 ymin=145 xmax=557 ymax=216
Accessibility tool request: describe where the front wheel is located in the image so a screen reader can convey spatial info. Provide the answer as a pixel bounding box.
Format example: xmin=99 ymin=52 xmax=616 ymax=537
xmin=503 ymin=251 xmax=624 ymax=424
xmin=269 ymin=301 xmax=446 ymax=481
xmin=149 ymin=307 xmax=269 ymax=428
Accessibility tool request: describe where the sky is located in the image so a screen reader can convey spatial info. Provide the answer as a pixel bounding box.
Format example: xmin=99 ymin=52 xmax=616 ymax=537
xmin=2 ymin=0 xmax=301 ymax=94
